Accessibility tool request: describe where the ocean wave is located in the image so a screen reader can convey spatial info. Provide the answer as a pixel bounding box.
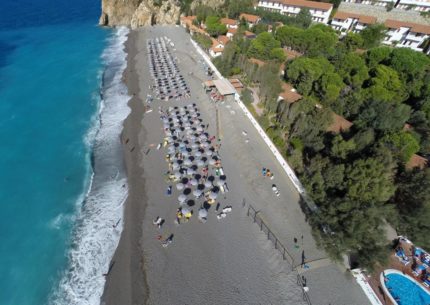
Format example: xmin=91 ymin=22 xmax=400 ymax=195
xmin=49 ymin=26 xmax=131 ymax=305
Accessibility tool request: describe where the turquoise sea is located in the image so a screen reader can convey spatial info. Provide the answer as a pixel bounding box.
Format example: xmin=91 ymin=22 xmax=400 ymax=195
xmin=0 ymin=1 xmax=129 ymax=304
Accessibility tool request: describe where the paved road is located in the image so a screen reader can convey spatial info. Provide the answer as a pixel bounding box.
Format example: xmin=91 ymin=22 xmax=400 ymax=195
xmin=136 ymin=25 xmax=371 ymax=305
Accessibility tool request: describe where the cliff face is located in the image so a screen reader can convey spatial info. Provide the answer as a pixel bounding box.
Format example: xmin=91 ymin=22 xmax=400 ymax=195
xmin=99 ymin=0 xmax=143 ymax=26
xmin=99 ymin=0 xmax=225 ymax=28
xmin=190 ymin=0 xmax=225 ymax=10
xmin=130 ymin=0 xmax=181 ymax=28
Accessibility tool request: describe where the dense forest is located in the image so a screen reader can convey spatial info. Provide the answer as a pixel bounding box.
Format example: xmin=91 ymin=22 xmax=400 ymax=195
xmin=189 ymin=0 xmax=430 ymax=270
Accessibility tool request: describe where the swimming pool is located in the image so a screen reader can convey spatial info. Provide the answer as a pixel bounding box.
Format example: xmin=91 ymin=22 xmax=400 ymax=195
xmin=381 ymin=269 xmax=430 ymax=305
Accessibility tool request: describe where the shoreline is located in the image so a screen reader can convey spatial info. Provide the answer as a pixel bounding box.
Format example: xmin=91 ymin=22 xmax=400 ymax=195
xmin=100 ymin=29 xmax=148 ymax=305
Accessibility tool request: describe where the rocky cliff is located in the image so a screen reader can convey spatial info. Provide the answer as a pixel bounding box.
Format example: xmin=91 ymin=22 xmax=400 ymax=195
xmin=99 ymin=0 xmax=225 ymax=28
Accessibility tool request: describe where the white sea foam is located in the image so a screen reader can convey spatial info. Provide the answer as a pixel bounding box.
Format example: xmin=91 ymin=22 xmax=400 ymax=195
xmin=49 ymin=26 xmax=131 ymax=305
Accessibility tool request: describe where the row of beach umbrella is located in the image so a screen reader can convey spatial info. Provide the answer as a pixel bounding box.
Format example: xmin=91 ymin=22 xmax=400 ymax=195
xmin=147 ymin=37 xmax=190 ymax=101
xmin=160 ymin=104 xmax=228 ymax=222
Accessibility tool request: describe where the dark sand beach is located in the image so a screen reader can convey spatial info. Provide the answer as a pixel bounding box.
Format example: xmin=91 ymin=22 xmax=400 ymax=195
xmin=101 ymin=26 xmax=371 ymax=305
xmin=101 ymin=30 xmax=148 ymax=305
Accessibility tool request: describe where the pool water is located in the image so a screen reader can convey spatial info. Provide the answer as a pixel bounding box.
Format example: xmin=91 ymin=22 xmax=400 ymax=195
xmin=385 ymin=273 xmax=430 ymax=305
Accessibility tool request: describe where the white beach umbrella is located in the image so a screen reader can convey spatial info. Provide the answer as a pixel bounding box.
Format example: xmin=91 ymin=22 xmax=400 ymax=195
xmin=198 ymin=208 xmax=208 ymax=218
xmin=204 ymin=180 xmax=212 ymax=188
xmin=184 ymin=159 xmax=192 ymax=166
xmin=172 ymin=162 xmax=180 ymax=170
xmin=181 ymin=207 xmax=191 ymax=217
xmin=193 ymin=189 xmax=202 ymax=197
xmin=209 ymin=192 xmax=218 ymax=200
xmin=174 ymin=171 xmax=181 ymax=179
xmin=176 ymin=183 xmax=184 ymax=190
xmin=216 ymin=179 xmax=225 ymax=186
xmin=197 ymin=160 xmax=204 ymax=167
xmin=178 ymin=194 xmax=187 ymax=203
xmin=190 ymin=178 xmax=198 ymax=186
xmin=209 ymin=159 xmax=216 ymax=166
xmin=205 ymin=150 xmax=213 ymax=156
xmin=195 ymin=151 xmax=202 ymax=157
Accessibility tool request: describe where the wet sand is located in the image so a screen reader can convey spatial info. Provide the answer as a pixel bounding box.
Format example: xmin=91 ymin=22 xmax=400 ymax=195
xmin=100 ymin=30 xmax=148 ymax=305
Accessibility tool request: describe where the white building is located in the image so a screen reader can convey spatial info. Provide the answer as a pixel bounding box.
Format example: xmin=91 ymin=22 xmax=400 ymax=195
xmin=383 ymin=19 xmax=430 ymax=52
xmin=257 ymin=0 xmax=333 ymax=24
xmin=343 ymin=0 xmax=394 ymax=8
xmin=343 ymin=0 xmax=430 ymax=12
xmin=330 ymin=11 xmax=377 ymax=34
xmin=397 ymin=0 xmax=430 ymax=12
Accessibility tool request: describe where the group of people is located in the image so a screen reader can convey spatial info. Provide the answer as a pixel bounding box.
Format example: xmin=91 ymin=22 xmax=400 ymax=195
xmin=262 ymin=167 xmax=274 ymax=179
xmin=147 ymin=37 xmax=190 ymax=101
xmin=158 ymin=103 xmax=232 ymax=227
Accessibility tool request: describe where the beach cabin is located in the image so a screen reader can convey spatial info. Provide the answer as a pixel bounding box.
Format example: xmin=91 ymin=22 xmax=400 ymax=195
xmin=239 ymin=13 xmax=261 ymax=28
xmin=220 ymin=18 xmax=238 ymax=29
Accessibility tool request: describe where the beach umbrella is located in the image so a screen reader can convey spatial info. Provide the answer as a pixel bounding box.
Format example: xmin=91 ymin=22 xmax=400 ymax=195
xmin=197 ymin=160 xmax=204 ymax=167
xmin=193 ymin=189 xmax=202 ymax=197
xmin=182 ymin=207 xmax=192 ymax=217
xmin=209 ymin=192 xmax=218 ymax=200
xmin=205 ymin=150 xmax=213 ymax=156
xmin=192 ymin=143 xmax=198 ymax=149
xmin=195 ymin=151 xmax=202 ymax=157
xmin=184 ymin=160 xmax=192 ymax=166
xmin=176 ymin=183 xmax=184 ymax=190
xmin=172 ymin=162 xmax=179 ymax=170
xmin=216 ymin=179 xmax=225 ymax=186
xmin=187 ymin=168 xmax=195 ymax=176
xmin=174 ymin=171 xmax=181 ymax=179
xmin=178 ymin=194 xmax=187 ymax=203
xmin=190 ymin=178 xmax=198 ymax=186
xmin=209 ymin=159 xmax=216 ymax=166
xmin=182 ymin=151 xmax=190 ymax=158
xmin=204 ymin=180 xmax=212 ymax=188
xmin=198 ymin=208 xmax=208 ymax=218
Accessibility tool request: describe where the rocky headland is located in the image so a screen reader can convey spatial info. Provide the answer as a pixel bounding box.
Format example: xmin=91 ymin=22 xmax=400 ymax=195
xmin=99 ymin=0 xmax=225 ymax=28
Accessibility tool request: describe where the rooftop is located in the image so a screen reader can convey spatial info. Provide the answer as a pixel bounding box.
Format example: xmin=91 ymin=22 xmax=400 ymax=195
xmin=406 ymin=154 xmax=428 ymax=170
xmin=227 ymin=28 xmax=237 ymax=34
xmin=327 ymin=113 xmax=353 ymax=133
xmin=244 ymin=31 xmax=256 ymax=38
xmin=338 ymin=2 xmax=430 ymax=25
xmin=220 ymin=18 xmax=237 ymax=26
xmin=279 ymin=83 xmax=302 ymax=103
xmin=283 ymin=48 xmax=302 ymax=61
xmin=239 ymin=13 xmax=261 ymax=23
xmin=333 ymin=11 xmax=377 ymax=24
xmin=385 ymin=19 xmax=430 ymax=34
xmin=249 ymin=57 xmax=266 ymax=66
xmin=213 ymin=79 xmax=237 ymax=95
xmin=217 ymin=35 xmax=230 ymax=46
xmin=263 ymin=0 xmax=333 ymax=11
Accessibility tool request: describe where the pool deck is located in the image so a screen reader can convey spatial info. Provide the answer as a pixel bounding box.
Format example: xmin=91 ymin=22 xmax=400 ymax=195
xmin=366 ymin=239 xmax=430 ymax=305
